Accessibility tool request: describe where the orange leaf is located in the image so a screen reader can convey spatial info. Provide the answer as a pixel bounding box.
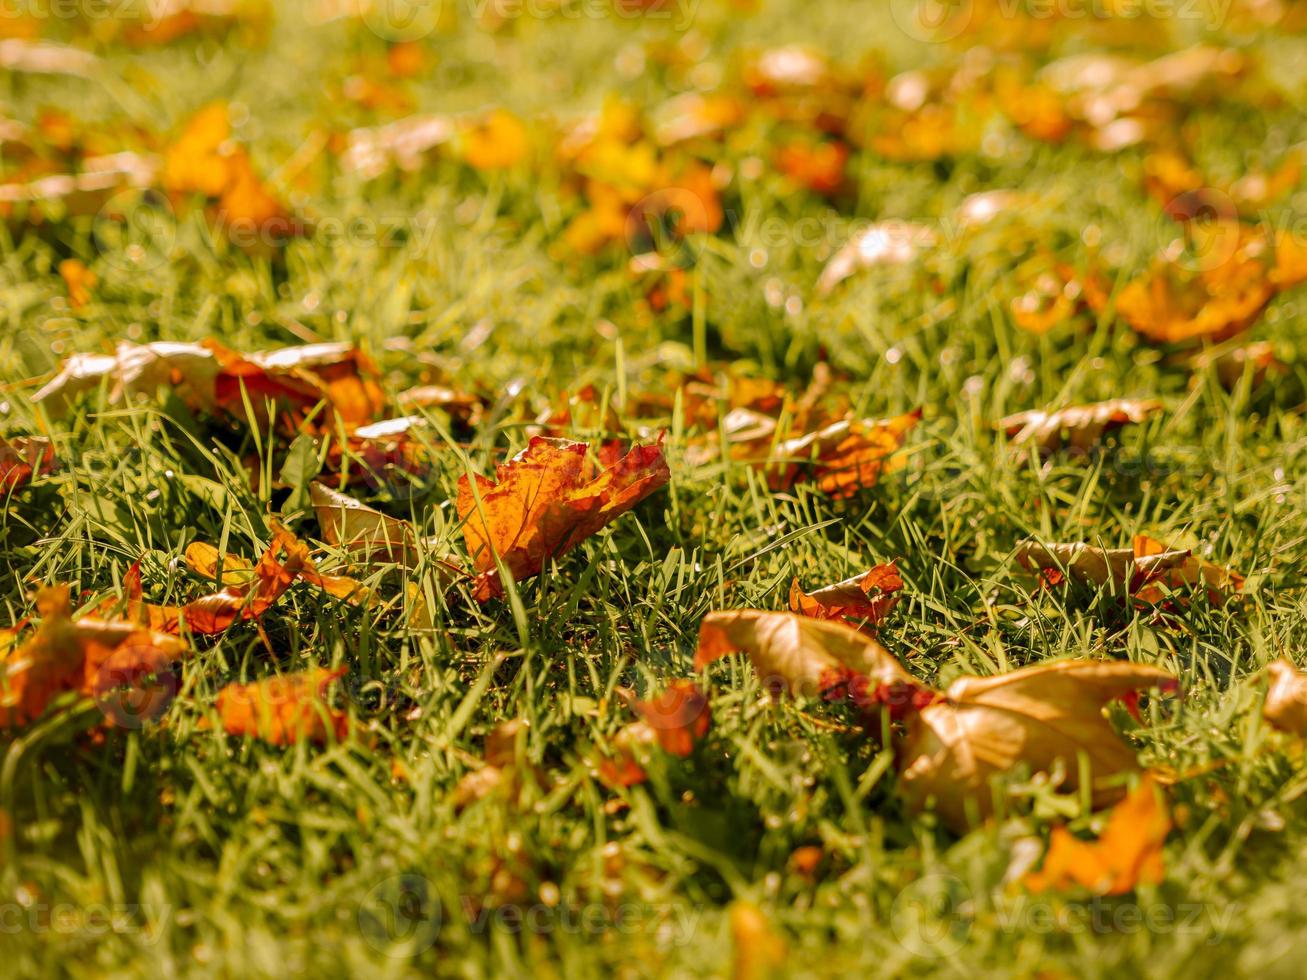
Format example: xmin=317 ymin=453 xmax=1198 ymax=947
xmin=121 ymin=524 xmax=367 ymax=634
xmin=1024 ymin=777 xmax=1171 ymax=895
xmin=626 ymin=680 xmax=710 ymax=757
xmin=789 ymin=563 xmax=903 ymax=625
xmin=457 ymin=437 xmax=669 ymax=601
xmin=215 ymin=667 xmax=349 ymax=745
xmin=2 ymin=586 xmax=188 ymax=728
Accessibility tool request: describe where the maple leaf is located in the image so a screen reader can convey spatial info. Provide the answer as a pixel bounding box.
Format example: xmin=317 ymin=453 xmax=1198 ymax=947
xmin=457 ymin=437 xmax=669 ymax=601
xmin=789 ymin=563 xmax=903 ymax=626
xmin=1000 ymin=398 xmax=1162 ymax=454
xmin=1023 ymin=777 xmax=1171 ymax=895
xmin=896 ymin=660 xmax=1177 ymax=831
xmin=0 ymin=435 xmax=55 ymax=492
xmin=1263 ymin=659 xmax=1307 ymax=737
xmin=215 ymin=667 xmax=349 ymax=745
xmin=2 ymin=585 xmax=188 ymax=728
xmin=695 ymin=610 xmax=911 ymax=698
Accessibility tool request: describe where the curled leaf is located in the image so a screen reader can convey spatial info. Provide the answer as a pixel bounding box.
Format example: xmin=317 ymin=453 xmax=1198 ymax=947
xmin=1000 ymin=399 xmax=1162 ymax=453
xmin=0 ymin=435 xmax=55 ymax=492
xmin=624 ymin=680 xmax=711 ymax=757
xmin=897 ymin=660 xmax=1177 ymax=831
xmin=789 ymin=563 xmax=903 ymax=625
xmin=695 ymin=610 xmax=910 ymax=698
xmin=2 ymin=586 xmax=188 ymax=728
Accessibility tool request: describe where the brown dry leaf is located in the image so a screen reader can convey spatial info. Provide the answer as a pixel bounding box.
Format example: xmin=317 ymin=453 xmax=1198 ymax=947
xmin=311 ymin=481 xmax=419 ymax=565
xmin=32 ymin=340 xmax=383 ymax=432
xmin=1023 ymin=777 xmax=1171 ymax=895
xmin=1000 ymin=398 xmax=1162 ymax=453
xmin=1262 ymin=659 xmax=1307 ymax=736
xmin=1015 ymin=537 xmax=1242 ymax=604
xmin=457 ymin=437 xmax=669 ymax=601
xmin=1 ymin=585 xmax=188 ymax=728
xmin=789 ymin=563 xmax=903 ymax=626
xmin=694 ymin=610 xmax=911 ymax=698
xmin=897 ymin=660 xmax=1177 ymax=831
xmin=215 ymin=666 xmax=349 ymax=745
xmin=0 ymin=435 xmax=55 ymax=492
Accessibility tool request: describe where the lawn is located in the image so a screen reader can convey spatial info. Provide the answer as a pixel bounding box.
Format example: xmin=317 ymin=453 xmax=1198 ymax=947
xmin=3 ymin=1 xmax=1307 ymax=976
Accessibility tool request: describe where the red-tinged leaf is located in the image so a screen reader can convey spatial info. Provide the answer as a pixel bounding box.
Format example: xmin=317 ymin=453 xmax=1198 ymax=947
xmin=1024 ymin=777 xmax=1171 ymax=895
xmin=626 ymin=680 xmax=710 ymax=757
xmin=0 ymin=435 xmax=55 ymax=492
xmin=215 ymin=667 xmax=349 ymax=745
xmin=120 ymin=525 xmax=367 ymax=634
xmin=596 ymin=721 xmax=658 ymax=788
xmin=789 ymin=563 xmax=903 ymax=625
xmin=2 ymin=585 xmax=188 ymax=728
xmin=457 ymin=437 xmax=669 ymax=601
xmin=695 ymin=610 xmax=911 ymax=698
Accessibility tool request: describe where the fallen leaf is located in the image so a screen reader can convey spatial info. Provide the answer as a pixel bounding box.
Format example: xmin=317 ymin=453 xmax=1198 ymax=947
xmin=120 ymin=524 xmax=368 ymax=634
xmin=2 ymin=585 xmax=188 ymax=727
xmin=897 ymin=660 xmax=1177 ymax=831
xmin=215 ymin=666 xmax=349 ymax=745
xmin=624 ymin=680 xmax=710 ymax=757
xmin=695 ymin=610 xmax=911 ymax=698
xmin=789 ymin=563 xmax=903 ymax=625
xmin=1000 ymin=399 xmax=1162 ymax=453
xmin=457 ymin=437 xmax=669 ymax=601
xmin=1024 ymin=777 xmax=1171 ymax=895
xmin=1015 ymin=537 xmax=1242 ymax=604
xmin=311 ymin=481 xmax=418 ymax=564
xmin=1263 ymin=659 xmax=1307 ymax=736
xmin=729 ymin=900 xmax=787 ymax=980
xmin=0 ymin=435 xmax=55 ymax=492
xmin=816 ymin=221 xmax=937 ymax=294
xmin=58 ymin=258 xmax=95 ymax=307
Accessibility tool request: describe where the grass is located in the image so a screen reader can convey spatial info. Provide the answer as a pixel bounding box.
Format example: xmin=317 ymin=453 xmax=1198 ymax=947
xmin=4 ymin=1 xmax=1307 ymax=976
